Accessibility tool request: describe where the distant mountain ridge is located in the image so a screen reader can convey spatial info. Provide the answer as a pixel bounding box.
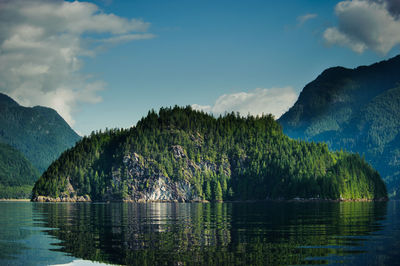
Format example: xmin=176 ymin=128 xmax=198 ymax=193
xmin=0 ymin=142 xmax=39 ymax=198
xmin=0 ymin=93 xmax=80 ymax=198
xmin=279 ymin=55 xmax=400 ymax=197
xmin=0 ymin=93 xmax=81 ymax=173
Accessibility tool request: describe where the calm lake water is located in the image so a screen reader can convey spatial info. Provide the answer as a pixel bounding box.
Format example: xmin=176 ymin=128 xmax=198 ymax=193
xmin=0 ymin=201 xmax=400 ymax=266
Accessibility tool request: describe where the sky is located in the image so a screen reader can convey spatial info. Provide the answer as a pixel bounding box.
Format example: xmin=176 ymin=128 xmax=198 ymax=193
xmin=1 ymin=0 xmax=400 ymax=136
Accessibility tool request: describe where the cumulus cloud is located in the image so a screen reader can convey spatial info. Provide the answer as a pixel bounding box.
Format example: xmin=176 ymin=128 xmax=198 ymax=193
xmin=323 ymin=0 xmax=400 ymax=54
xmin=297 ymin=13 xmax=317 ymax=26
xmin=192 ymin=87 xmax=298 ymax=119
xmin=375 ymin=0 xmax=400 ymax=17
xmin=0 ymin=0 xmax=154 ymax=126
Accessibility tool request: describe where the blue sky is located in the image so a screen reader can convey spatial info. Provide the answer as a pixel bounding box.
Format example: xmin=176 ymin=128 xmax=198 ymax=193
xmin=1 ymin=0 xmax=399 ymax=135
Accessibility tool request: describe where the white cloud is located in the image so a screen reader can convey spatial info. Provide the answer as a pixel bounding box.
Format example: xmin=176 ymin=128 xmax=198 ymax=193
xmin=0 ymin=0 xmax=154 ymax=126
xmin=100 ymin=33 xmax=155 ymax=44
xmin=192 ymin=87 xmax=298 ymax=119
xmin=323 ymin=0 xmax=400 ymax=54
xmin=324 ymin=27 xmax=367 ymax=53
xmin=297 ymin=13 xmax=317 ymax=26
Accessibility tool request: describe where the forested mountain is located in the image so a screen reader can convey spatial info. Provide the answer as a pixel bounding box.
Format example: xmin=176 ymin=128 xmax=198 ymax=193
xmin=0 ymin=143 xmax=39 ymax=198
xmin=32 ymin=106 xmax=386 ymax=202
xmin=0 ymin=93 xmax=81 ymax=173
xmin=279 ymin=55 xmax=400 ymax=198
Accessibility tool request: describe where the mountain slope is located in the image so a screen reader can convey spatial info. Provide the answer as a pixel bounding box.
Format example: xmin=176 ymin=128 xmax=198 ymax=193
xmin=279 ymin=55 xmax=400 ymax=197
xmin=0 ymin=93 xmax=81 ymax=173
xmin=0 ymin=143 xmax=39 ymax=198
xmin=32 ymin=106 xmax=387 ymax=202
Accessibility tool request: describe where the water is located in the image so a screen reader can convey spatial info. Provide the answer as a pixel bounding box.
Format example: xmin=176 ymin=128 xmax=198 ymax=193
xmin=0 ymin=201 xmax=400 ymax=266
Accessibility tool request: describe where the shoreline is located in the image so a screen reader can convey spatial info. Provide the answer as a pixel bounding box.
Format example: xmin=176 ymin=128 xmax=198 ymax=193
xmin=31 ymin=196 xmax=389 ymax=203
xmin=0 ymin=199 xmax=30 ymax=202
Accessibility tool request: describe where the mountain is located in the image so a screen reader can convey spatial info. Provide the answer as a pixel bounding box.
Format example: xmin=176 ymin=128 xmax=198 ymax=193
xmin=279 ymin=55 xmax=400 ymax=198
xmin=32 ymin=106 xmax=386 ymax=202
xmin=0 ymin=142 xmax=39 ymax=198
xmin=0 ymin=93 xmax=81 ymax=173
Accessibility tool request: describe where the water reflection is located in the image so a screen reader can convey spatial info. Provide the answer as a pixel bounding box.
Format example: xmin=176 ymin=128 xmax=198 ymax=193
xmin=0 ymin=202 xmax=75 ymax=266
xmin=31 ymin=201 xmax=390 ymax=265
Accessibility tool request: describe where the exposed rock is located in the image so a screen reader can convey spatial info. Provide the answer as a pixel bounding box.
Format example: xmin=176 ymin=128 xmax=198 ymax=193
xmin=190 ymin=132 xmax=203 ymax=147
xmin=65 ymin=177 xmax=75 ymax=195
xmin=32 ymin=194 xmax=91 ymax=202
xmin=100 ymin=146 xmax=229 ymax=202
xmin=114 ymin=151 xmax=206 ymax=202
xmin=171 ymin=145 xmax=186 ymax=159
xmin=132 ymin=175 xmax=199 ymax=202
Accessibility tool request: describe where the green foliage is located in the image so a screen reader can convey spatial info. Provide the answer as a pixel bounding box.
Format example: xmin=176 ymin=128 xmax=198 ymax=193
xmin=0 ymin=143 xmax=39 ymax=198
xmin=32 ymin=106 xmax=387 ymax=201
xmin=0 ymin=184 xmax=33 ymax=199
xmin=204 ymin=181 xmax=212 ymax=201
xmin=214 ymin=181 xmax=223 ymax=201
xmin=0 ymin=93 xmax=80 ymax=173
xmin=279 ymin=55 xmax=400 ymax=198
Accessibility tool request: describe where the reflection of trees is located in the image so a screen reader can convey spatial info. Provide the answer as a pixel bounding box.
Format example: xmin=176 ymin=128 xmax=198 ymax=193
xmin=34 ymin=202 xmax=387 ymax=265
xmin=229 ymin=202 xmax=388 ymax=265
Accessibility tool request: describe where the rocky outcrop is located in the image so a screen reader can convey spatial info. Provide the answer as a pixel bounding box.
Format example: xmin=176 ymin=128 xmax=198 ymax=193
xmin=123 ymin=175 xmax=200 ymax=202
xmin=32 ymin=176 xmax=87 ymax=202
xmin=171 ymin=145 xmax=186 ymax=159
xmin=109 ymin=150 xmax=209 ymax=202
xmin=32 ymin=194 xmax=91 ymax=202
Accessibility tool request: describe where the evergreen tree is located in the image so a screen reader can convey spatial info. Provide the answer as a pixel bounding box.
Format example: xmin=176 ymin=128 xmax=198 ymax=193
xmin=215 ymin=181 xmax=223 ymax=202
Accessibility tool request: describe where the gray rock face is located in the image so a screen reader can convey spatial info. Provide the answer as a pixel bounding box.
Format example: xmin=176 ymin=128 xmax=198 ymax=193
xmin=171 ymin=145 xmax=186 ymax=159
xmin=131 ymin=175 xmax=198 ymax=202
xmin=32 ymin=195 xmax=91 ymax=202
xmin=113 ymin=151 xmax=203 ymax=202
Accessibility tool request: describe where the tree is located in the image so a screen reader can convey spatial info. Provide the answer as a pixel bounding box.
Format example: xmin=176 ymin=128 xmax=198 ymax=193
xmin=214 ymin=181 xmax=223 ymax=202
xmin=204 ymin=181 xmax=211 ymax=201
xmin=121 ymin=181 xmax=128 ymax=199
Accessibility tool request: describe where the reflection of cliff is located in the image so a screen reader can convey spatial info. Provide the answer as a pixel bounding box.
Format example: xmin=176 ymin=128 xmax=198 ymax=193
xmin=35 ymin=202 xmax=387 ymax=265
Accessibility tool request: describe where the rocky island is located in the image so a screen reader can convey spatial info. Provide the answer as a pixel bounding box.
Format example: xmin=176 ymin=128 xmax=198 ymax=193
xmin=32 ymin=106 xmax=387 ymax=202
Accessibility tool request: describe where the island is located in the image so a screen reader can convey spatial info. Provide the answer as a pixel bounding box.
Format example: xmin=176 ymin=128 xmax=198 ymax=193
xmin=32 ymin=106 xmax=387 ymax=202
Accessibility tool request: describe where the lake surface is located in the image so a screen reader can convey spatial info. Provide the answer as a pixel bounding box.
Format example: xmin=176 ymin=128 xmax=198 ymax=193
xmin=0 ymin=201 xmax=400 ymax=265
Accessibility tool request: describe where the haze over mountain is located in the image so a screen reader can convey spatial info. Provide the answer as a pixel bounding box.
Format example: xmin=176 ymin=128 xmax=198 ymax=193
xmin=0 ymin=93 xmax=81 ymax=173
xmin=279 ymin=55 xmax=400 ymax=198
